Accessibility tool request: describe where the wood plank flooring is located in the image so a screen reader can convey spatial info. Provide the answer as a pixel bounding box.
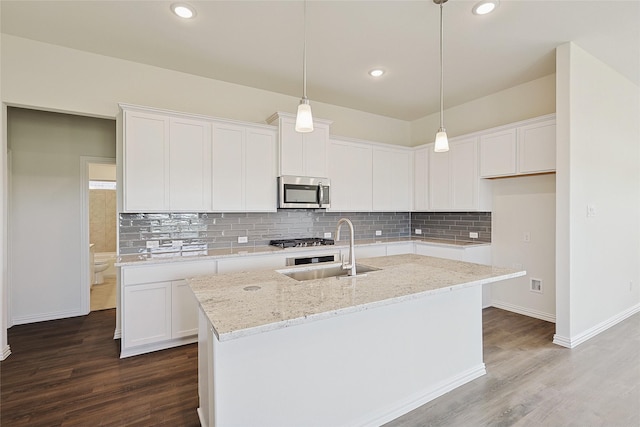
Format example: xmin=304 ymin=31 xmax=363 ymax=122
xmin=1 ymin=307 xmax=638 ymax=426
xmin=385 ymin=308 xmax=640 ymax=427
xmin=0 ymin=310 xmax=199 ymax=427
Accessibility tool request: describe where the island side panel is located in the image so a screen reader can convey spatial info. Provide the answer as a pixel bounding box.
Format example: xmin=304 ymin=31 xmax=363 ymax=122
xmin=205 ymin=285 xmax=484 ymax=427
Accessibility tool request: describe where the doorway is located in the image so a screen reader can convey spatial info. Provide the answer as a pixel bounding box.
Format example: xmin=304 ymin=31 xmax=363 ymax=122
xmin=85 ymin=161 xmax=117 ymax=312
xmin=7 ymin=107 xmax=116 ymax=325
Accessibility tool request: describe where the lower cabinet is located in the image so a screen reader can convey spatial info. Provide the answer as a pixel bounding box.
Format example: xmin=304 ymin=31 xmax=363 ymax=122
xmin=123 ymin=281 xmax=172 ymax=348
xmin=120 ymin=260 xmax=217 ymax=358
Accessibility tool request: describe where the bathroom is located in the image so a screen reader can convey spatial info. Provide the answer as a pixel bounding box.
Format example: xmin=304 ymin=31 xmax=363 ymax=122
xmin=89 ymin=163 xmax=117 ymax=311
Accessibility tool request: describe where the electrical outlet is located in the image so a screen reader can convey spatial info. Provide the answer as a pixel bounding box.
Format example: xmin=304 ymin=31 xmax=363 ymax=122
xmin=469 ymin=232 xmax=479 ymax=239
xmin=375 ymin=230 xmax=382 ymax=236
xmin=530 ymin=278 xmax=542 ymax=293
xmin=587 ymin=204 xmax=597 ymax=217
xmin=146 ymin=240 xmax=159 ymax=249
xmin=415 ymin=228 xmax=422 ymax=235
xmin=324 ymin=232 xmax=332 ymax=239
xmin=523 ymin=232 xmax=531 ymax=242
xmin=237 ymin=236 xmax=248 ymax=244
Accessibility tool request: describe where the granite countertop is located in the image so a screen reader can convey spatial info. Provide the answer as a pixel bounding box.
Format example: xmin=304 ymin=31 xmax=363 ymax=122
xmin=116 ymin=237 xmax=490 ymax=267
xmin=188 ymin=254 xmax=524 ymax=342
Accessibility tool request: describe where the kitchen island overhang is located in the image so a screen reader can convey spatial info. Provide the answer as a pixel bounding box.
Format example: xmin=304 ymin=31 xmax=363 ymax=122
xmin=189 ymin=254 xmax=525 ymax=427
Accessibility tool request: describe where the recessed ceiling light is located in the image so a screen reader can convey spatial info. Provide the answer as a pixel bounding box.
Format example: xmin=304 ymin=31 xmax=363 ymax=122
xmin=171 ymin=3 xmax=196 ymax=19
xmin=472 ymin=0 xmax=499 ymax=15
xmin=369 ymin=69 xmax=385 ymax=78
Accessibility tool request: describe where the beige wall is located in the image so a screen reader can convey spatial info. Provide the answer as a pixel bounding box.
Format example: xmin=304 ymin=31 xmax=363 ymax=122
xmin=555 ymin=42 xmax=640 ymax=347
xmin=410 ymin=74 xmax=556 ymax=146
xmin=89 ymin=190 xmax=117 ymax=253
xmin=491 ymin=174 xmax=556 ymax=322
xmin=1 ymin=35 xmax=410 ymax=146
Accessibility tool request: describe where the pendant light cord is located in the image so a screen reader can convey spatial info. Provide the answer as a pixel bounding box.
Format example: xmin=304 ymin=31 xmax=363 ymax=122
xmin=439 ymin=0 xmax=444 ymax=130
xmin=302 ymin=0 xmax=308 ymax=100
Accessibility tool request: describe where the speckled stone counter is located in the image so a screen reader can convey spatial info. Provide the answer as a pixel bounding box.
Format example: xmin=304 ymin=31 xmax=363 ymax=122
xmin=189 ymin=253 xmax=524 ymax=342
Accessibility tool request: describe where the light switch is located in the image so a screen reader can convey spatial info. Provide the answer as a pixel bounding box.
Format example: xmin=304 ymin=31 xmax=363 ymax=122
xmin=587 ymin=204 xmax=597 ymax=217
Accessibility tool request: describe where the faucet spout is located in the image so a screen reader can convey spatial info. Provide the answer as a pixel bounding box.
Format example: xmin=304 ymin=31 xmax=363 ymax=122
xmin=335 ymin=218 xmax=357 ymax=276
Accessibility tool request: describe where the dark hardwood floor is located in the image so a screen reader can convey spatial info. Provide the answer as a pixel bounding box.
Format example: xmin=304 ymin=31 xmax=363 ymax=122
xmin=2 ymin=307 xmax=638 ymax=427
xmin=1 ymin=309 xmax=200 ymax=427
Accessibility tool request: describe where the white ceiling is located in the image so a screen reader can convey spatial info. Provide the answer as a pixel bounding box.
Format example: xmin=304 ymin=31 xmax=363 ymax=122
xmin=2 ymin=1 xmax=638 ymax=121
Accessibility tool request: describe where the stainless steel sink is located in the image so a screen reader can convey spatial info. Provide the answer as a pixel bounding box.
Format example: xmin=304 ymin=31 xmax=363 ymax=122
xmin=279 ymin=263 xmax=379 ymax=282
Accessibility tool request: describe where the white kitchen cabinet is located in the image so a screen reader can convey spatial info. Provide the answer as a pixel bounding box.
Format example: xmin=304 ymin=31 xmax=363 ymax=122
xmin=212 ymin=122 xmax=277 ymax=212
xmin=171 ymin=280 xmax=198 ymax=338
xmin=518 ymin=119 xmax=556 ymax=174
xmin=123 ymin=281 xmax=172 ymax=349
xmin=121 ymin=106 xmax=212 ymax=212
xmin=479 ymin=129 xmax=517 ymax=178
xmin=429 ymin=137 xmax=491 ymax=211
xmin=122 ymin=110 xmax=169 ymax=211
xmin=328 ymin=138 xmax=373 ymax=211
xmin=413 ymin=146 xmax=430 ymax=211
xmin=372 ymin=146 xmax=412 ymax=211
xmin=119 ymin=259 xmax=217 ymax=358
xmin=479 ymin=115 xmax=556 ymax=178
xmin=198 ymin=307 xmax=214 ymax=427
xmin=267 ymin=112 xmax=332 ymax=177
xmin=169 ymin=117 xmax=212 ymax=211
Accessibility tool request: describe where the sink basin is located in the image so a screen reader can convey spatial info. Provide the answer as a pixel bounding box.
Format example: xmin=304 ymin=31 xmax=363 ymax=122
xmin=279 ymin=263 xmax=379 ymax=282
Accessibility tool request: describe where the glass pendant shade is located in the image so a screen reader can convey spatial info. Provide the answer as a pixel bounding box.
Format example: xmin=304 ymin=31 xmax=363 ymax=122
xmin=295 ymin=100 xmax=314 ymax=133
xmin=434 ymin=128 xmax=449 ymax=152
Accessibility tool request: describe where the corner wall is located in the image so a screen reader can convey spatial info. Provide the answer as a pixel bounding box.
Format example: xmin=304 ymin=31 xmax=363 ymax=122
xmin=0 ymin=9 xmax=10 ymax=359
xmin=555 ymin=42 xmax=640 ymax=347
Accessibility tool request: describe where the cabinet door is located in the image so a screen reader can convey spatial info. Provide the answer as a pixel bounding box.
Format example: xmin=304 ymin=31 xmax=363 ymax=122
xmin=171 ymin=280 xmax=198 ymax=338
xmin=413 ymin=147 xmax=429 ymax=211
xmin=303 ymin=125 xmax=329 ymax=178
xmin=278 ymin=116 xmax=328 ymax=177
xmin=169 ymin=118 xmax=212 ymax=211
xmin=279 ymin=117 xmax=304 ymax=176
xmin=518 ymin=120 xmax=556 ymax=174
xmin=450 ymin=137 xmax=479 ymax=210
xmin=479 ymin=129 xmax=517 ymax=178
xmin=372 ymin=148 xmax=411 ymax=211
xmin=429 ymin=150 xmax=451 ymax=210
xmin=123 ymin=282 xmax=171 ymax=348
xmin=328 ymin=140 xmax=372 ymax=211
xmin=212 ymin=123 xmax=244 ymax=211
xmin=245 ymin=128 xmax=277 ymax=211
xmin=124 ymin=111 xmax=169 ymax=211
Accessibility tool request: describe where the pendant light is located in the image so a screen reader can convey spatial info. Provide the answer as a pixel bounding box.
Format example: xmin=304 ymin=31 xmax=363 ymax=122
xmin=433 ymin=0 xmax=449 ymax=153
xmin=295 ymin=0 xmax=314 ymax=133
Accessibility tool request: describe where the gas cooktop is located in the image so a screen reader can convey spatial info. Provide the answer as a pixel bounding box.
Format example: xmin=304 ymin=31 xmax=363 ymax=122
xmin=269 ymin=238 xmax=335 ymax=249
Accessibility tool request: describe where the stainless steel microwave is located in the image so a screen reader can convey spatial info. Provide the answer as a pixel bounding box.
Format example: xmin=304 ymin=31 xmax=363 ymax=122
xmin=278 ymin=176 xmax=331 ymax=209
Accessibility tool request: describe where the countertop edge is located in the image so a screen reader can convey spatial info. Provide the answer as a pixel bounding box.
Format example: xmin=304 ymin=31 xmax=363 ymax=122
xmin=206 ymin=270 xmax=525 ymax=342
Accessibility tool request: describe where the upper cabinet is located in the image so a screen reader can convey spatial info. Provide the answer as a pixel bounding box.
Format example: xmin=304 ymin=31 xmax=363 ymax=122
xmin=372 ymin=146 xmax=412 ymax=212
xmin=212 ymin=123 xmax=277 ymax=212
xmin=122 ymin=108 xmax=211 ymax=212
xmin=328 ymin=138 xmax=373 ymax=212
xmin=429 ymin=137 xmax=492 ymax=212
xmin=120 ymin=104 xmax=276 ymax=213
xmin=267 ymin=112 xmax=332 ymax=177
xmin=480 ymin=115 xmax=556 ymax=178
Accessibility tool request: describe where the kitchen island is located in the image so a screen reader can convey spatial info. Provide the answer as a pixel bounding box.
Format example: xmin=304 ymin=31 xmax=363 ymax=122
xmin=189 ymin=254 xmax=525 ymax=427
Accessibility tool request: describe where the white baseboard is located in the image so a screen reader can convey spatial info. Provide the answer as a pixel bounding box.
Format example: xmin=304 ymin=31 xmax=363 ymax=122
xmin=113 ymin=328 xmax=121 ymax=340
xmin=357 ymin=364 xmax=487 ymax=427
xmin=553 ymin=302 xmax=640 ymax=349
xmin=491 ymin=300 xmax=556 ymax=323
xmin=197 ymin=408 xmax=208 ymax=427
xmin=119 ymin=335 xmax=197 ymax=358
xmin=1 ymin=345 xmax=11 ymax=360
xmin=11 ymin=308 xmax=85 ymax=325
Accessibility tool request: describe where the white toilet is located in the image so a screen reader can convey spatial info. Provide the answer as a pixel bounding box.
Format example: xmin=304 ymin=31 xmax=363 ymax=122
xmin=93 ymin=261 xmax=109 ymax=285
xmin=90 ymin=244 xmax=110 ymax=285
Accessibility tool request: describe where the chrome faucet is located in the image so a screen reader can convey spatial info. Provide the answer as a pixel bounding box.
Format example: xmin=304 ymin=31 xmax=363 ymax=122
xmin=336 ymin=218 xmax=357 ymax=276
